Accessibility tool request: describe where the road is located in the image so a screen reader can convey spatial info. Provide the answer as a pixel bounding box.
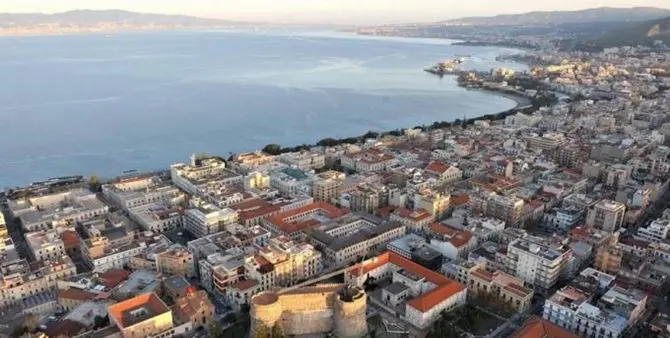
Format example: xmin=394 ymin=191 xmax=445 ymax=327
xmin=1 ymin=202 xmax=30 ymax=261
xmin=277 ymin=265 xmax=350 ymax=294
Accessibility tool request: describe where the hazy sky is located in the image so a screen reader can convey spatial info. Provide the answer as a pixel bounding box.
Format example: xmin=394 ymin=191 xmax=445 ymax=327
xmin=2 ymin=0 xmax=669 ymax=24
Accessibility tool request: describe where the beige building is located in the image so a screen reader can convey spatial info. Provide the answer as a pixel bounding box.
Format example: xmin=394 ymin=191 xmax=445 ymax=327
xmin=595 ymin=243 xmax=623 ymax=275
xmin=471 ymin=192 xmax=525 ymax=227
xmin=467 ymin=268 xmax=534 ymax=312
xmin=414 ymin=190 xmax=450 ymax=220
xmin=586 ymin=200 xmax=626 ymax=232
xmin=349 ymin=186 xmax=380 ymax=214
xmin=174 ymin=290 xmax=214 ymax=329
xmin=312 ymin=170 xmax=346 ymax=202
xmin=108 ymin=292 xmax=174 ymax=338
xmin=184 ymin=201 xmax=238 ymax=238
xmin=526 ymin=132 xmax=567 ymax=151
xmin=279 ymin=151 xmax=326 ymax=170
xmin=504 ymin=238 xmax=571 ymax=291
xmin=156 ymin=244 xmax=196 ymax=278
xmin=245 ymin=236 xmax=322 ymax=291
xmin=0 ymin=256 xmax=76 ymax=308
xmin=26 ymin=229 xmax=66 ymax=262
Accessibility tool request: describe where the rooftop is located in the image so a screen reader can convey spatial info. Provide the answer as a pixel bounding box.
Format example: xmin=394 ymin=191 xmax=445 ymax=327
xmin=108 ymin=293 xmax=170 ymax=328
xmin=512 ymin=316 xmax=577 ymax=338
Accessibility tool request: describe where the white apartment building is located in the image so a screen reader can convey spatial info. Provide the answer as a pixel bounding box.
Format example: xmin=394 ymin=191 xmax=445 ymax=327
xmin=8 ymin=189 xmax=109 ymax=232
xmin=586 ymin=200 xmax=626 ymax=232
xmin=278 ymin=151 xmax=326 ymax=170
xmin=129 ymin=203 xmax=182 ymax=233
xmin=269 ymin=167 xmax=313 ymax=197
xmin=170 ymin=156 xmax=243 ymax=196
xmin=25 ymin=230 xmax=65 ymax=262
xmin=0 ymin=256 xmax=76 ymax=308
xmin=636 ymin=218 xmax=670 ymax=242
xmin=341 ymin=148 xmax=398 ymax=173
xmin=504 ymin=238 xmax=571 ymax=291
xmin=102 ymin=175 xmax=183 ymax=211
xmin=184 ymin=202 xmax=238 ymax=238
xmin=80 ymin=230 xmax=148 ymax=273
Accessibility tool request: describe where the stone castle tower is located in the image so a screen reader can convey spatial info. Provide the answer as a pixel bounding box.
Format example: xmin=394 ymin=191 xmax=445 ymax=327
xmin=250 ymin=284 xmax=368 ymax=338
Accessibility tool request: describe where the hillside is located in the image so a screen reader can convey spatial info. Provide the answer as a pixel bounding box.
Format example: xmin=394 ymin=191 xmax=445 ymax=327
xmin=0 ymin=9 xmax=251 ymax=35
xmin=572 ymin=16 xmax=670 ymax=51
xmin=439 ymin=7 xmax=670 ymax=26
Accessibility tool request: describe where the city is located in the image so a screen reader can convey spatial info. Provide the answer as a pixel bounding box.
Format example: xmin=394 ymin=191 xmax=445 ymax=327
xmin=1 ymin=3 xmax=670 ymax=338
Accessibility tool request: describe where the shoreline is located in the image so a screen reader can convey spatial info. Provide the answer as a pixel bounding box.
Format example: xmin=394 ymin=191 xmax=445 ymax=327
xmin=463 ymin=86 xmax=533 ymax=110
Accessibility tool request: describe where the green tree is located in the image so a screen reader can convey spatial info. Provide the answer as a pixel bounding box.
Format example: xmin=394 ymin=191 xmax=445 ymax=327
xmin=317 ymin=138 xmax=339 ymax=147
xmin=271 ymin=324 xmax=283 ymax=338
xmin=256 ymin=324 xmax=270 ymax=338
xmin=94 ymin=315 xmax=109 ymax=329
xmin=88 ymin=175 xmax=102 ymax=192
xmin=362 ymin=131 xmax=379 ymax=139
xmin=208 ymin=322 xmax=224 ymax=338
xmin=262 ymin=144 xmax=283 ymax=155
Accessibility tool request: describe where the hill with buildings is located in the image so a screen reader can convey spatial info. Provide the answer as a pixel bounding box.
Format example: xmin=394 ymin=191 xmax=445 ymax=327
xmin=570 ymin=16 xmax=670 ymax=51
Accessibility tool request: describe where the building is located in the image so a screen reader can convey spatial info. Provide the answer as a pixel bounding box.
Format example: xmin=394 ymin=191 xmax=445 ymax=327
xmin=108 ymin=292 xmax=174 ymax=338
xmin=173 ymin=290 xmax=214 ymax=329
xmin=429 ymin=223 xmax=476 ymax=259
xmin=250 ymin=285 xmax=368 ymax=337
xmin=129 ymin=203 xmax=183 ymax=234
xmin=471 ymin=191 xmax=525 ymax=227
xmin=8 ymin=189 xmax=109 ymax=232
xmin=467 ymin=268 xmax=534 ymax=312
xmin=349 ymin=185 xmax=381 ymax=214
xmin=504 ymin=237 xmax=571 ymax=291
xmin=586 ymin=200 xmax=626 ymax=232
xmin=278 ymin=151 xmax=326 ymax=170
xmin=80 ymin=227 xmax=148 ymax=273
xmin=425 ymin=161 xmax=463 ymax=184
xmin=569 ymin=227 xmax=616 ymax=248
xmin=346 ymin=251 xmax=467 ymax=329
xmin=184 ymin=202 xmax=238 ymax=238
xmin=595 ymin=243 xmax=623 ymax=275
xmin=512 ymin=316 xmax=578 ymax=338
xmin=390 ymin=208 xmax=432 ymax=232
xmin=413 ymin=190 xmax=450 ymax=220
xmin=25 ymin=230 xmax=65 ymax=262
xmin=226 ymin=279 xmax=262 ymax=312
xmin=156 ymin=244 xmax=196 ymax=278
xmin=262 ymin=201 xmax=347 ymax=241
xmin=245 ymin=236 xmax=323 ymax=290
xmin=307 ymin=214 xmax=407 ymax=266
xmin=102 ymin=175 xmax=183 ymax=211
xmin=312 ymin=170 xmax=346 ymax=202
xmin=231 ymin=151 xmax=276 ymax=173
xmin=636 ymin=217 xmax=670 ymax=242
xmin=526 ymin=132 xmax=567 ymax=151
xmin=0 ymin=256 xmax=76 ymax=308
xmin=170 ymin=155 xmax=242 ymax=197
xmin=269 ymin=167 xmax=313 ymax=197
xmin=341 ymin=148 xmax=397 ymax=172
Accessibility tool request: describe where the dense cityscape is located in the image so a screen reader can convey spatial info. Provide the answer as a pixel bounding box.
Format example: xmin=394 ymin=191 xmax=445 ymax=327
xmin=2 ymin=5 xmax=670 ymax=338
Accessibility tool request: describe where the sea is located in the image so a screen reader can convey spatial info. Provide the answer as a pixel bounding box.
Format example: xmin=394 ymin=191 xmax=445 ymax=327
xmin=0 ymin=30 xmax=527 ymax=187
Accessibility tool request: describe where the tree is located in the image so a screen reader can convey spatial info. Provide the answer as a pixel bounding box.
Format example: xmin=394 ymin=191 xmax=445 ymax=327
xmin=271 ymin=324 xmax=283 ymax=338
xmin=209 ymin=322 xmax=224 ymax=338
xmin=317 ymin=138 xmax=339 ymax=147
xmin=256 ymin=324 xmax=270 ymax=338
xmin=88 ymin=175 xmax=102 ymax=192
xmin=10 ymin=326 xmax=26 ymax=338
xmin=361 ymin=131 xmax=379 ymax=140
xmin=94 ymin=315 xmax=109 ymax=329
xmin=262 ymin=144 xmax=283 ymax=155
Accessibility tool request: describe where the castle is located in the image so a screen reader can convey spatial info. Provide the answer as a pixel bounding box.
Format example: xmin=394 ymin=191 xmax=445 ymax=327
xmin=250 ymin=284 xmax=368 ymax=337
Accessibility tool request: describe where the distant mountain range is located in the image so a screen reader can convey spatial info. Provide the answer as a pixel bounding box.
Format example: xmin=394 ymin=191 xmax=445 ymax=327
xmin=439 ymin=7 xmax=670 ymax=26
xmin=570 ymin=16 xmax=670 ymax=50
xmin=0 ymin=9 xmax=254 ymax=35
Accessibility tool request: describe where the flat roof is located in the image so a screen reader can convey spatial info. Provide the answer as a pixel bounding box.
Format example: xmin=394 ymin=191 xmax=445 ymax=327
xmin=108 ymin=293 xmax=170 ymax=328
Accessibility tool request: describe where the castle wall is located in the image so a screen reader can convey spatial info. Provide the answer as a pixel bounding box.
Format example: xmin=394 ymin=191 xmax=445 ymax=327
xmin=334 ymin=292 xmax=368 ymax=338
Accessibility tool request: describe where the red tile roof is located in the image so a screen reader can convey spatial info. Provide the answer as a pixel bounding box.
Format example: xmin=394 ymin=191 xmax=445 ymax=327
xmin=512 ymin=316 xmax=577 ymax=338
xmin=450 ymin=194 xmax=470 ymax=206
xmin=230 ymin=198 xmax=281 ymax=222
xmin=429 ymin=223 xmax=473 ymax=248
xmin=108 ymin=293 xmax=169 ymax=328
xmin=395 ymin=208 xmax=431 ymax=222
xmin=230 ymin=279 xmax=259 ymax=291
xmin=425 ymin=161 xmax=451 ymax=174
xmin=267 ymin=201 xmax=347 ymax=234
xmin=470 ymin=269 xmax=494 ymax=282
xmin=349 ymin=252 xmax=465 ymax=313
xmin=98 ymin=269 xmax=131 ymax=288
xmin=60 ymin=230 xmax=80 ymax=249
xmin=57 ymin=288 xmax=97 ymax=301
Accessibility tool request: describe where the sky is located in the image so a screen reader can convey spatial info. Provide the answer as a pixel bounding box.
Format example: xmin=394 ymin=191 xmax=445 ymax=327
xmin=1 ymin=0 xmax=670 ymax=24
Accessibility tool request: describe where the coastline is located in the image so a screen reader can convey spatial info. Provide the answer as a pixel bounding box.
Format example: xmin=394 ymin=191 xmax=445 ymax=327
xmin=463 ymin=87 xmax=533 ymax=110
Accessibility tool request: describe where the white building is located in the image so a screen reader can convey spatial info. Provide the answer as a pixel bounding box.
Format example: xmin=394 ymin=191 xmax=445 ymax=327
xmin=504 ymin=237 xmax=571 ymax=291
xmin=636 ymin=218 xmax=670 ymax=242
xmin=184 ymin=202 xmax=238 ymax=238
xmin=102 ymin=175 xmax=183 ymax=211
xmin=278 ymin=151 xmax=326 ymax=170
xmin=25 ymin=230 xmax=65 ymax=262
xmin=170 ymin=155 xmax=243 ymax=196
xmin=0 ymin=257 xmax=77 ymax=308
xmin=128 ymin=203 xmax=182 ymax=233
xmin=586 ymin=200 xmax=626 ymax=232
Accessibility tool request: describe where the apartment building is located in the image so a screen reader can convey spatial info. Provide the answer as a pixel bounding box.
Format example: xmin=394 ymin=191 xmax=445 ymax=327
xmin=80 ymin=227 xmax=148 ymax=273
xmin=308 ymin=214 xmax=406 ymax=265
xmin=156 ymin=244 xmax=196 ymax=278
xmin=170 ymin=155 xmax=242 ymax=196
xmin=231 ymin=151 xmax=276 ymax=173
xmin=312 ymin=170 xmax=346 ymax=202
xmin=25 ymin=229 xmax=66 ymax=262
xmin=349 ymin=185 xmax=381 ymax=214
xmin=8 ymin=189 xmax=109 ymax=232
xmin=244 ymin=236 xmax=322 ymax=290
xmin=413 ymin=190 xmax=450 ymax=220
xmin=526 ymin=132 xmax=567 ymax=151
xmin=586 ymin=200 xmax=626 ymax=232
xmin=278 ymin=151 xmax=326 ymax=170
xmin=102 ymin=175 xmax=183 ymax=211
xmin=184 ymin=202 xmax=238 ymax=238
xmin=504 ymin=237 xmax=571 ymax=291
xmin=425 ymin=161 xmax=463 ymax=185
xmin=269 ymin=167 xmax=313 ymax=197
xmin=262 ymin=201 xmax=347 ymax=240
xmin=341 ymin=148 xmax=398 ymax=173
xmin=0 ymin=256 xmax=76 ymax=308
xmin=108 ymin=292 xmax=174 ymax=338
xmin=636 ymin=218 xmax=670 ymax=242
xmin=429 ymin=223 xmax=477 ymax=259
xmin=173 ymin=290 xmax=215 ymax=329
xmin=129 ymin=203 xmax=182 ymax=233
xmin=471 ymin=191 xmax=525 ymax=227
xmin=467 ymin=268 xmax=534 ymax=312
xmin=390 ymin=208 xmax=432 ymax=232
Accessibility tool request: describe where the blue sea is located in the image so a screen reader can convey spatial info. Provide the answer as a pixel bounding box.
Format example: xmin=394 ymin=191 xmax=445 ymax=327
xmin=0 ymin=30 xmax=526 ymax=187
